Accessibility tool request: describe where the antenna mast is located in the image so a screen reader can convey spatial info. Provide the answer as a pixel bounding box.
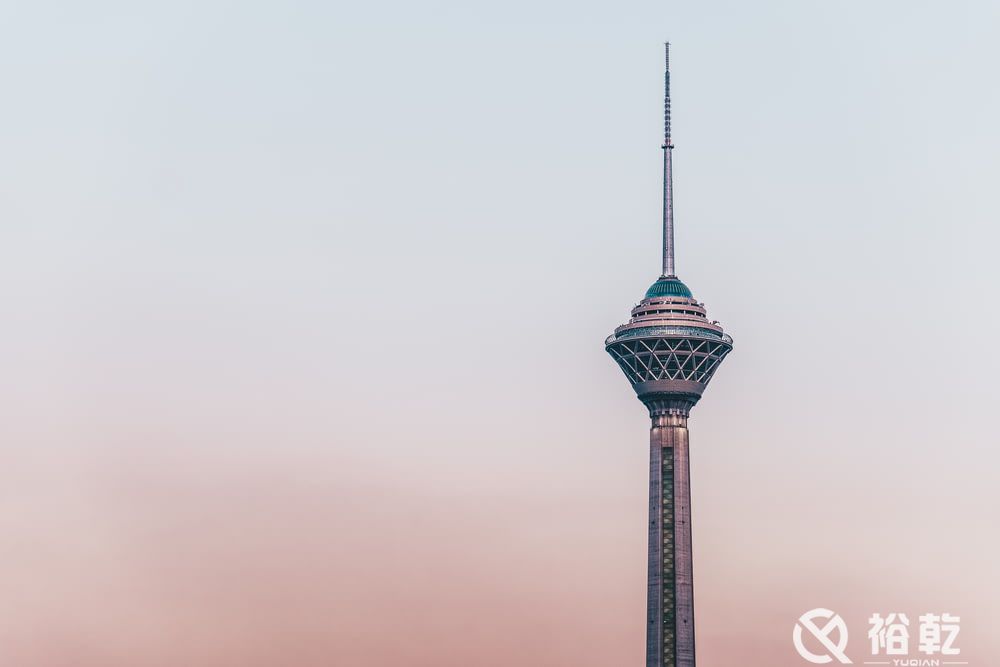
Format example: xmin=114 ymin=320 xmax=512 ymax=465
xmin=662 ymin=42 xmax=676 ymax=278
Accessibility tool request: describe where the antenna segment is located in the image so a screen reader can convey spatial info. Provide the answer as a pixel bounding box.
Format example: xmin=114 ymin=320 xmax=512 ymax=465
xmin=662 ymin=42 xmax=676 ymax=278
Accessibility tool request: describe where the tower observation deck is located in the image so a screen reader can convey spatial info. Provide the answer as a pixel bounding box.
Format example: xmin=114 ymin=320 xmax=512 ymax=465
xmin=604 ymin=45 xmax=733 ymax=667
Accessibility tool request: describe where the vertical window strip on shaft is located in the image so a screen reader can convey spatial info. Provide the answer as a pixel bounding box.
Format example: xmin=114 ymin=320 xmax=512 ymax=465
xmin=661 ymin=446 xmax=675 ymax=665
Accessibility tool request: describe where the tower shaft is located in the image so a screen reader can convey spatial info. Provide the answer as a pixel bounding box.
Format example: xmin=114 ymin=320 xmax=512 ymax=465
xmin=646 ymin=399 xmax=696 ymax=667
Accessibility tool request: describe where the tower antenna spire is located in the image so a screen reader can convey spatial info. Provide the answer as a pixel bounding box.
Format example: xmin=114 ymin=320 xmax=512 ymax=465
xmin=662 ymin=42 xmax=676 ymax=278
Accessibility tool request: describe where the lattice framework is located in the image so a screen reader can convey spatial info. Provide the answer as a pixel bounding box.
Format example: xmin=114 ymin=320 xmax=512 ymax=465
xmin=606 ymin=337 xmax=730 ymax=387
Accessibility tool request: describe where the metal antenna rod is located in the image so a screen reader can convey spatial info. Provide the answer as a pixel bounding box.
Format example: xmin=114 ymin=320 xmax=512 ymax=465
xmin=662 ymin=42 xmax=676 ymax=278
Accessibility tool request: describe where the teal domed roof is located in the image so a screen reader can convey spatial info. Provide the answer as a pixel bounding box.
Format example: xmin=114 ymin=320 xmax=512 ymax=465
xmin=645 ymin=276 xmax=693 ymax=299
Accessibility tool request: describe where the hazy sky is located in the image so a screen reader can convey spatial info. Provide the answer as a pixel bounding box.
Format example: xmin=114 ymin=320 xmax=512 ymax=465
xmin=2 ymin=1 xmax=998 ymax=665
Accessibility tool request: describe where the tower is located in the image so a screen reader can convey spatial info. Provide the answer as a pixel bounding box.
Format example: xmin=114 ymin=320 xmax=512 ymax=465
xmin=605 ymin=44 xmax=733 ymax=667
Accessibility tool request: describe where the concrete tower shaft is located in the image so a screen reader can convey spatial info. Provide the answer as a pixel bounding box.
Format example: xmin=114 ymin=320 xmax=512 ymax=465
xmin=645 ymin=399 xmax=696 ymax=667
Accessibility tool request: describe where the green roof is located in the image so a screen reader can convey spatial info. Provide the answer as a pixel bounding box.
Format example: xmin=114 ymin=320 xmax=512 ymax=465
xmin=645 ymin=276 xmax=693 ymax=299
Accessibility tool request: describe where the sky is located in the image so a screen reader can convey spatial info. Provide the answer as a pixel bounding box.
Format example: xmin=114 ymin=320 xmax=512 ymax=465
xmin=1 ymin=1 xmax=999 ymax=665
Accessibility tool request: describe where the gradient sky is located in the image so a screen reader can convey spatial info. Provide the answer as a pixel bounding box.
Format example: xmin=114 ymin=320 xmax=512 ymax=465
xmin=2 ymin=1 xmax=999 ymax=665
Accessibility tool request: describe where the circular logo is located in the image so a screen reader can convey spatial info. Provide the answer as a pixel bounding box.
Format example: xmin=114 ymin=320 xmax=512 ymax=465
xmin=793 ymin=608 xmax=852 ymax=664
